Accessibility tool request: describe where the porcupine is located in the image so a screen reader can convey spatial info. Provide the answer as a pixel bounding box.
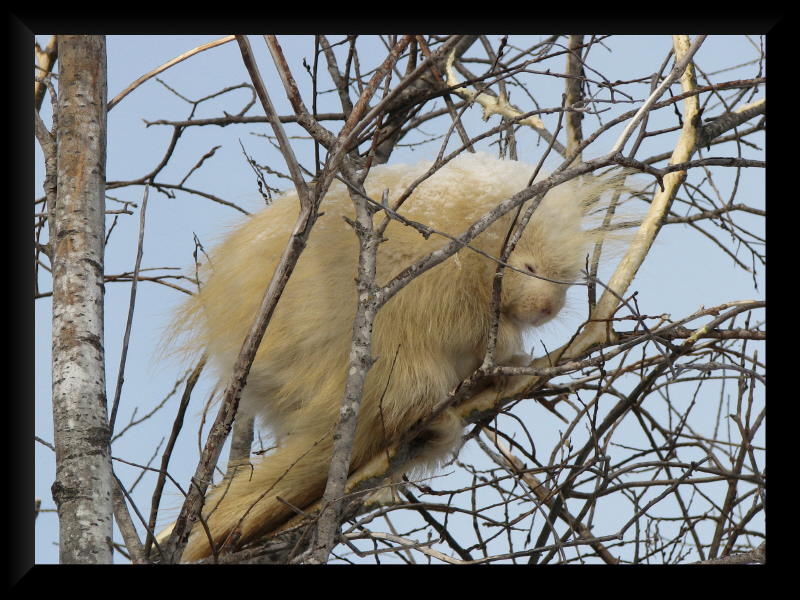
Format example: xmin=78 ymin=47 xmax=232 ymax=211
xmin=167 ymin=151 xmax=631 ymax=561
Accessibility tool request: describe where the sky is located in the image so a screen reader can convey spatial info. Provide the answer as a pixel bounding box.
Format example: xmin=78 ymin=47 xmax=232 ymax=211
xmin=34 ymin=34 xmax=765 ymax=564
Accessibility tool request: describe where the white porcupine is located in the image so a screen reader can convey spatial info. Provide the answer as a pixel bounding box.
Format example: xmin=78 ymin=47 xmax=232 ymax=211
xmin=167 ymin=152 xmax=629 ymax=561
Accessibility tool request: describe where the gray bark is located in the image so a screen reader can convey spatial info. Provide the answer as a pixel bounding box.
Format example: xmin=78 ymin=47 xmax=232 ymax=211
xmin=50 ymin=35 xmax=113 ymax=564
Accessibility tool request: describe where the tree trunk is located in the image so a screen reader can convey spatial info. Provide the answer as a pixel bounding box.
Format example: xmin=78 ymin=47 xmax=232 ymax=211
xmin=50 ymin=35 xmax=113 ymax=564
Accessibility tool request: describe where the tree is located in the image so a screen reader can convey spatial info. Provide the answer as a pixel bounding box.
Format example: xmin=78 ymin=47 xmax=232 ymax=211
xmin=35 ymin=34 xmax=766 ymax=564
xmin=35 ymin=35 xmax=114 ymax=564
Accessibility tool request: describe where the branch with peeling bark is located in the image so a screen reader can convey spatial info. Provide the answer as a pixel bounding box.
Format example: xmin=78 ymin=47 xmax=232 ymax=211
xmin=445 ymin=47 xmax=545 ymax=131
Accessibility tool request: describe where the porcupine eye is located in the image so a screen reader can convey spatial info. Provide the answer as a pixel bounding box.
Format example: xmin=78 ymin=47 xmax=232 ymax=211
xmin=525 ymin=264 xmax=537 ymax=275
